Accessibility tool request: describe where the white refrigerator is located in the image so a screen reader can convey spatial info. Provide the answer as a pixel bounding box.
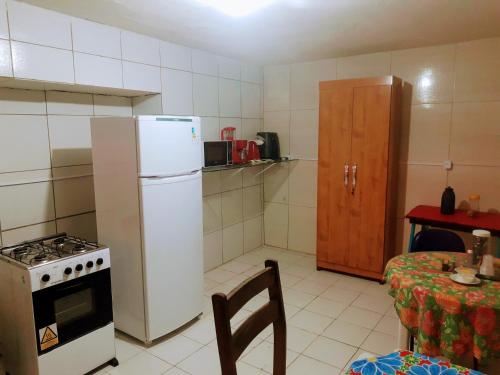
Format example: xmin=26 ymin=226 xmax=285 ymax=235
xmin=91 ymin=116 xmax=203 ymax=343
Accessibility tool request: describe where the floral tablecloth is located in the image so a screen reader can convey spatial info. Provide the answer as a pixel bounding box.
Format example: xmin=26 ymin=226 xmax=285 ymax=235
xmin=346 ymin=350 xmax=484 ymax=375
xmin=384 ymin=252 xmax=500 ymax=362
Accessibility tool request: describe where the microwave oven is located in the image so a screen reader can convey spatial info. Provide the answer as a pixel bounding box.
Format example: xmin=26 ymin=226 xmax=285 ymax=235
xmin=203 ymin=141 xmax=233 ymax=167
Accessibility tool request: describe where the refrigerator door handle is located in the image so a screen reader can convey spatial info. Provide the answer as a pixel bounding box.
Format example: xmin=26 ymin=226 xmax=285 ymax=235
xmin=140 ymin=170 xmax=201 ymax=186
xmin=140 ymin=170 xmax=200 ymax=179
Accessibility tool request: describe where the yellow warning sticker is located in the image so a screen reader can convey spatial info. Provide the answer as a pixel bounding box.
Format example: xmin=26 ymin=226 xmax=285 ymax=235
xmin=39 ymin=323 xmax=59 ymax=350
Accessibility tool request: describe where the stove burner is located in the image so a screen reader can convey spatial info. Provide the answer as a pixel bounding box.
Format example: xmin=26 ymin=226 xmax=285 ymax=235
xmin=32 ymin=253 xmax=48 ymax=264
xmin=12 ymin=246 xmax=29 ymax=258
xmin=53 ymin=237 xmax=66 ymax=245
xmin=73 ymin=243 xmax=86 ymax=253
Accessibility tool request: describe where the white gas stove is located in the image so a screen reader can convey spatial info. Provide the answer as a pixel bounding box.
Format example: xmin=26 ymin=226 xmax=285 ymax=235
xmin=0 ymin=233 xmax=118 ymax=375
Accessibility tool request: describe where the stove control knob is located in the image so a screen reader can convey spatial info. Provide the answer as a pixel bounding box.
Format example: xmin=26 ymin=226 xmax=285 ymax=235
xmin=75 ymin=264 xmax=83 ymax=272
xmin=64 ymin=267 xmax=72 ymax=275
xmin=96 ymin=258 xmax=104 ymax=266
xmin=41 ymin=274 xmax=50 ymax=283
xmin=86 ymin=261 xmax=94 ymax=269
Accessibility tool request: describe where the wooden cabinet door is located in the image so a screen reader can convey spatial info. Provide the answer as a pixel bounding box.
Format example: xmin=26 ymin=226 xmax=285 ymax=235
xmin=347 ymin=85 xmax=392 ymax=273
xmin=317 ymin=86 xmax=353 ymax=265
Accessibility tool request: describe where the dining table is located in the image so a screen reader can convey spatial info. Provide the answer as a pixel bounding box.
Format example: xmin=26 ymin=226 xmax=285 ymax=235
xmin=384 ymin=251 xmax=500 ymax=365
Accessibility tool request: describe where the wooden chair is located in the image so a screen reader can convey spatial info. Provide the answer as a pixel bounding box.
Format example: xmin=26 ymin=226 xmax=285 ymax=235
xmin=212 ymin=260 xmax=286 ymax=375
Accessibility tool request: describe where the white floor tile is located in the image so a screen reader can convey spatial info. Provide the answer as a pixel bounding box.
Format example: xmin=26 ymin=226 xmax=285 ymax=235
xmin=177 ymin=346 xmax=221 ymax=375
xmin=291 ymin=279 xmax=330 ymax=296
xmin=108 ymin=352 xmax=171 ymax=375
xmin=241 ymin=341 xmax=299 ymax=373
xmin=162 ymin=367 xmax=190 ymax=375
xmin=337 ymin=306 xmax=383 ymax=329
xmin=280 ymin=272 xmax=303 ymax=287
xmin=114 ymin=335 xmax=145 ymax=363
xmin=236 ymin=361 xmax=268 ymax=374
xmin=303 ymin=271 xmax=340 ymax=286
xmin=335 ymin=276 xmax=377 ymax=292
xmin=360 ymin=331 xmax=398 ymax=356
xmin=181 ymin=318 xmax=216 ymax=345
xmin=304 ymin=297 xmax=348 ymax=318
xmin=147 ymin=335 xmax=203 ymax=365
xmin=282 ymin=289 xmax=316 ymax=308
xmin=283 ymin=264 xmax=316 ymax=278
xmin=303 ymin=336 xmax=357 ymax=369
xmin=374 ymin=315 xmax=400 ymax=336
xmin=266 ymin=326 xmax=317 ymax=353
xmin=220 ymin=260 xmax=255 ymax=274
xmin=351 ymin=293 xmax=393 ymax=314
xmin=322 ymin=319 xmax=371 ymax=347
xmin=205 ymin=268 xmax=238 ymax=283
xmin=288 ymin=310 xmax=333 ymax=334
xmin=287 ymin=355 xmax=341 ymax=375
xmin=320 ymin=286 xmax=360 ymax=304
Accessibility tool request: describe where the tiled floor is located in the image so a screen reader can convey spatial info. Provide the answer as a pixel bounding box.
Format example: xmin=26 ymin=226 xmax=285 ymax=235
xmin=91 ymin=246 xmax=398 ymax=374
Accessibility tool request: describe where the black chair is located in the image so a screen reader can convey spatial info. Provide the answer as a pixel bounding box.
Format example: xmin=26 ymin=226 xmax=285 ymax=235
xmin=411 ymin=229 xmax=465 ymax=252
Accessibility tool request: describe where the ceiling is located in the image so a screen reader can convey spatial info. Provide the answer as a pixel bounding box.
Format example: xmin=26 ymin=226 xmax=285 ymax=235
xmin=21 ymin=0 xmax=500 ymax=64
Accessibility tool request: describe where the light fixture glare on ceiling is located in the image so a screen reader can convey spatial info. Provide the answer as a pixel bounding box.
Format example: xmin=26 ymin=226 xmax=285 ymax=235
xmin=196 ymin=0 xmax=275 ymax=17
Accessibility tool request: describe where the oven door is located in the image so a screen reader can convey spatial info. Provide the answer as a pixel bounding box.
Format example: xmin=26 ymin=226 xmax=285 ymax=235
xmin=32 ymin=269 xmax=113 ymax=355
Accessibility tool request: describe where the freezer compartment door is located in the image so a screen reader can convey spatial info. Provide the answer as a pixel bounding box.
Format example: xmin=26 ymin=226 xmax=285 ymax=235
xmin=136 ymin=116 xmax=202 ymax=177
xmin=139 ymin=171 xmax=203 ymax=340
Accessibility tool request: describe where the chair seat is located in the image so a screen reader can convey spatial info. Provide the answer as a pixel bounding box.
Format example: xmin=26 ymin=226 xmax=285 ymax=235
xmin=346 ymin=351 xmax=483 ymax=375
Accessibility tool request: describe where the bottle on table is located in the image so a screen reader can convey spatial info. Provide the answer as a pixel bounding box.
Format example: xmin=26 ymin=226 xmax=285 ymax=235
xmin=467 ymin=194 xmax=480 ymax=217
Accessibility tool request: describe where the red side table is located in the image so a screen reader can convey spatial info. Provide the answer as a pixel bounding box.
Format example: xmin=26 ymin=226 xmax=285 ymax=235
xmin=406 ymin=205 xmax=500 ymax=255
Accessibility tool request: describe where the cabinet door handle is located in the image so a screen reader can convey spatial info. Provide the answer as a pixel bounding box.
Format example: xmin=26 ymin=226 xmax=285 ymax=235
xmin=351 ymin=164 xmax=357 ymax=194
xmin=344 ymin=163 xmax=349 ymax=188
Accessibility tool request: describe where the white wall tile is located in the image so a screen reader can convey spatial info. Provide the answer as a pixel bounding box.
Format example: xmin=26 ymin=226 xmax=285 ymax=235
xmin=242 ymin=166 xmax=263 ymax=187
xmin=200 ymin=116 xmax=220 ymax=141
xmin=264 ymin=163 xmax=289 ymax=203
xmin=264 ymin=65 xmax=290 ymax=111
xmin=218 ymin=56 xmax=240 ymax=80
xmin=264 ymin=202 xmax=288 ymax=248
xmin=219 ymin=117 xmax=241 ymax=139
xmin=290 ymin=109 xmax=318 ymax=159
xmin=203 ymin=230 xmax=222 ymax=271
xmin=221 ymin=189 xmax=243 ymax=227
xmin=263 ymin=110 xmax=290 ymax=156
xmin=192 ymin=49 xmax=218 ymax=76
xmin=0 ymin=0 xmax=8 ymax=39
xmin=11 ymin=42 xmax=74 ymax=84
xmin=220 ymin=168 xmax=243 ymax=192
xmin=160 ymin=41 xmax=192 ymax=71
xmin=122 ymin=61 xmax=161 ymax=92
xmin=223 ymin=222 xmax=243 ymax=262
xmin=241 ymin=63 xmax=263 ymax=84
xmin=132 ymin=94 xmax=162 ymax=115
xmin=161 ymin=68 xmax=193 ymax=115
xmin=74 ymin=53 xmax=123 ymax=89
xmin=219 ymin=78 xmax=241 ymax=117
xmin=72 ymin=18 xmax=121 ymax=59
xmin=93 ymin=95 xmax=132 ymax=116
xmin=241 ymin=82 xmax=262 ymax=118
xmin=288 ymin=205 xmax=316 ymax=254
xmin=121 ymin=30 xmax=160 ymax=66
xmin=0 ymin=88 xmax=46 ymax=114
xmin=0 ymin=115 xmax=50 ymax=172
xmin=48 ymin=115 xmax=92 ymax=167
xmin=241 ymin=118 xmax=262 ymax=140
xmin=1 ymin=221 xmax=56 ymax=245
xmin=0 ymin=40 xmax=12 ymax=77
xmin=53 ymin=174 xmax=95 ymax=217
xmin=203 ymin=193 xmax=222 ymax=234
xmin=288 ymin=160 xmax=317 ymax=207
xmin=193 ymin=74 xmax=219 ymax=116
xmin=337 ymin=52 xmax=391 ymax=79
xmin=7 ymin=0 xmax=72 ymax=49
xmin=244 ymin=215 xmax=263 ymax=252
xmin=290 ymin=59 xmax=336 ymax=110
xmin=56 ymin=212 xmax=97 ymax=241
xmin=202 ymin=171 xmax=221 ymax=196
xmin=243 ymin=185 xmax=263 ymax=219
xmin=0 ymin=179 xmax=55 ymax=230
xmin=46 ymin=91 xmax=93 ymax=115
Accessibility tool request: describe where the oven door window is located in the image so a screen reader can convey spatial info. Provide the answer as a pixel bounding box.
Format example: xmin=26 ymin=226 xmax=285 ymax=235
xmin=32 ymin=269 xmax=113 ymax=354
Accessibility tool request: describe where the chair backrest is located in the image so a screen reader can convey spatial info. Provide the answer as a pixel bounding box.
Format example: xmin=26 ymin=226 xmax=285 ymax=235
xmin=411 ymin=229 xmax=466 ymax=252
xmin=212 ymin=260 xmax=286 ymax=375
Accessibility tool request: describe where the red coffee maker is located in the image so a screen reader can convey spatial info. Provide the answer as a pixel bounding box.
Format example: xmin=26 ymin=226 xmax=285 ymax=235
xmin=233 ymin=140 xmax=248 ymax=164
xmin=247 ymin=141 xmax=261 ymax=161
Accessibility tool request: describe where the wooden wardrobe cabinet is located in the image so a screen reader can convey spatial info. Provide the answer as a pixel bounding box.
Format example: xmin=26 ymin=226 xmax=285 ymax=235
xmin=316 ymin=76 xmax=402 ymax=280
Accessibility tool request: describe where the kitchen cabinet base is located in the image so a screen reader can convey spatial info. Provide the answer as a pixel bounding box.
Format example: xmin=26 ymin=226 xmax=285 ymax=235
xmin=317 ymin=260 xmax=384 ymax=282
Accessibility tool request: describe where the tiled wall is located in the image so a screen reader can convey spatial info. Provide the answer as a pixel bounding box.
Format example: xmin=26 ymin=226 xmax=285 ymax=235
xmin=0 ymin=89 xmax=132 ymax=245
xmin=0 ymin=1 xmax=264 ymax=271
xmin=263 ymin=37 xmax=500 ymax=254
